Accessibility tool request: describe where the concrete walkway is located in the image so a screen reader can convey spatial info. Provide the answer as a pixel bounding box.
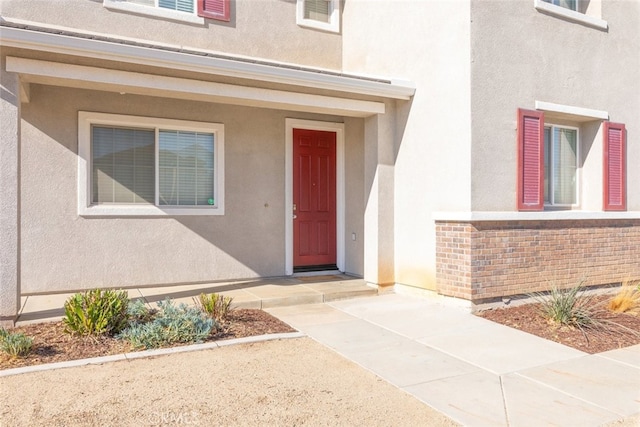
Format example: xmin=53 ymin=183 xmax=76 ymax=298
xmin=267 ymin=294 xmax=640 ymax=427
xmin=15 ymin=274 xmax=374 ymax=325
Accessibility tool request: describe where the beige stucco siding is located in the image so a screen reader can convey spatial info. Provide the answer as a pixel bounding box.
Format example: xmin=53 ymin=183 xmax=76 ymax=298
xmin=469 ymin=0 xmax=640 ymax=211
xmin=19 ymin=83 xmax=360 ymax=294
xmin=343 ymin=1 xmax=472 ymax=290
xmin=344 ymin=117 xmax=365 ymax=276
xmin=0 ymin=0 xmax=342 ymax=70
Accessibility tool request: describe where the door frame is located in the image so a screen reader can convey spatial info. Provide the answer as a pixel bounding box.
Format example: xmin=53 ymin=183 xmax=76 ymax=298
xmin=285 ymin=118 xmax=345 ymax=275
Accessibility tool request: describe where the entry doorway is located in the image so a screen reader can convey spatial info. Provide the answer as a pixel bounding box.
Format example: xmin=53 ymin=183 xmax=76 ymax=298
xmin=285 ymin=119 xmax=345 ymax=275
xmin=293 ymin=128 xmax=337 ymax=271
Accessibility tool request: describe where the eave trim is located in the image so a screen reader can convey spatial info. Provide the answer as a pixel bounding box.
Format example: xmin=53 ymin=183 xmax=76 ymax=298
xmin=0 ymin=21 xmax=415 ymax=100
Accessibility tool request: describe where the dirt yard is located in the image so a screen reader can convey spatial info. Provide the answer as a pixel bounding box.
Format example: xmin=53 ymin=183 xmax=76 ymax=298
xmin=0 ymin=337 xmax=457 ymax=426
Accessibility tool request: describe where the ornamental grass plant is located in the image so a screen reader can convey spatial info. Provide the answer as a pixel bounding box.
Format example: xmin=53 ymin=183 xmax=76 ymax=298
xmin=607 ymin=279 xmax=640 ymax=315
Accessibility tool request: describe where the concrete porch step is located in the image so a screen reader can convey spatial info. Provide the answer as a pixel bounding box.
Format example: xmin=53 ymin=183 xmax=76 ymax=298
xmin=15 ymin=275 xmax=376 ymax=326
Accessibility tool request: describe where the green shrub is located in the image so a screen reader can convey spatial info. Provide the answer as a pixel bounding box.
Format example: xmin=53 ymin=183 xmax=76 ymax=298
xmin=196 ymin=293 xmax=234 ymax=322
xmin=529 ymin=283 xmax=601 ymax=330
xmin=118 ymin=299 xmax=215 ymax=349
xmin=127 ymin=299 xmax=156 ymax=324
xmin=0 ymin=328 xmax=33 ymax=358
xmin=63 ymin=289 xmax=129 ymax=336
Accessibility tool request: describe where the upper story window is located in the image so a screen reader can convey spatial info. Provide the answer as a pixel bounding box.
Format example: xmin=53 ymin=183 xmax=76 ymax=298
xmin=533 ymin=0 xmax=607 ymax=30
xmin=297 ymin=0 xmax=340 ymax=33
xmin=542 ymin=0 xmax=578 ymax=12
xmin=104 ymin=0 xmax=229 ymax=24
xmin=78 ymin=112 xmax=225 ymax=216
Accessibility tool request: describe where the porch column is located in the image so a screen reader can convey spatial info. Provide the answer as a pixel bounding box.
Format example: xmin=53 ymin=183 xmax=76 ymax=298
xmin=0 ymin=57 xmax=21 ymax=326
xmin=363 ymin=100 xmax=396 ymax=287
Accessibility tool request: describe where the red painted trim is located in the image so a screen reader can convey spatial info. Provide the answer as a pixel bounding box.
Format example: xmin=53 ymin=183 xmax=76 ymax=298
xmin=517 ymin=108 xmax=545 ymax=211
xmin=197 ymin=0 xmax=230 ymax=22
xmin=603 ymin=122 xmax=627 ymax=211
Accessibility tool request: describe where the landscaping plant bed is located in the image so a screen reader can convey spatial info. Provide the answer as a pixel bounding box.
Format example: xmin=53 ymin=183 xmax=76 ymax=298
xmin=478 ymin=295 xmax=640 ymax=354
xmin=0 ymin=309 xmax=295 ymax=370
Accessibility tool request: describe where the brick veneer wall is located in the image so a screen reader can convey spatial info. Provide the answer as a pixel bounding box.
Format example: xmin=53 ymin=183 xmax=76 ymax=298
xmin=435 ymin=219 xmax=640 ymax=303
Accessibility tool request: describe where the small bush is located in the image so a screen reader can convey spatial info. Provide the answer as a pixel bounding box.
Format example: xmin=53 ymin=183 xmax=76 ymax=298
xmin=63 ymin=289 xmax=129 ymax=336
xmin=0 ymin=328 xmax=33 ymax=358
xmin=127 ymin=299 xmax=157 ymax=324
xmin=118 ymin=299 xmax=215 ymax=349
xmin=196 ymin=293 xmax=234 ymax=322
xmin=608 ymin=280 xmax=640 ymax=314
xmin=529 ymin=283 xmax=601 ymax=330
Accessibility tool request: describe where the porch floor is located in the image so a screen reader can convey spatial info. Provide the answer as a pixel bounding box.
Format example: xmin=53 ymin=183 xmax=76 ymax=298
xmin=15 ymin=274 xmax=375 ymax=326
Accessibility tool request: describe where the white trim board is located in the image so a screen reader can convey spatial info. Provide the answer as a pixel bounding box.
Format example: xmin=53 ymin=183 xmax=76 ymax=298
xmin=285 ymin=119 xmax=345 ymax=275
xmin=535 ymin=101 xmax=609 ymax=121
xmin=533 ymin=0 xmax=608 ymax=30
xmin=6 ymin=57 xmax=385 ymax=118
xmin=0 ymin=22 xmax=415 ymax=100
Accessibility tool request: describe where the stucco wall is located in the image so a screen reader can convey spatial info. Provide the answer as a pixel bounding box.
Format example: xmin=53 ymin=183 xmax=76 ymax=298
xmin=19 ymin=83 xmax=358 ymax=294
xmin=342 ymin=0 xmax=472 ymax=290
xmin=0 ymin=0 xmax=342 ymax=70
xmin=344 ymin=117 xmax=365 ymax=276
xmin=469 ymin=0 xmax=640 ymax=211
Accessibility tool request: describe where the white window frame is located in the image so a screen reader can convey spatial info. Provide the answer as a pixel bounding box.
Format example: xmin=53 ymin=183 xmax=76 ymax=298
xmin=78 ymin=112 xmax=224 ymax=216
xmin=103 ymin=0 xmax=205 ymax=25
xmin=544 ymin=123 xmax=580 ymax=209
xmin=533 ymin=0 xmax=607 ymax=30
xmin=543 ymin=0 xmax=579 ymax=12
xmin=296 ymin=0 xmax=340 ymax=33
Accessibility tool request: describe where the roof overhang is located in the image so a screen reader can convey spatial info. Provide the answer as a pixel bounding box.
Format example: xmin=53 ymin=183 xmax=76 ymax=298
xmin=0 ymin=19 xmax=416 ymax=104
xmin=7 ymin=56 xmax=386 ymax=117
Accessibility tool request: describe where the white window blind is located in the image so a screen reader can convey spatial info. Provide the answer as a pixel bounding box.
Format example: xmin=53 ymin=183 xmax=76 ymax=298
xmin=544 ymin=126 xmax=578 ymax=206
xmin=159 ymin=130 xmax=215 ymax=206
xmin=92 ymin=126 xmax=155 ymax=204
xmin=124 ymin=0 xmax=194 ymax=13
xmin=304 ymin=0 xmax=330 ymax=23
xmin=158 ymin=0 xmax=194 ymax=13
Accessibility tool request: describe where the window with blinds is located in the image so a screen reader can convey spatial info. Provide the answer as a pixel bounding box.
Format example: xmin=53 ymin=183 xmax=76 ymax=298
xmin=92 ymin=126 xmax=155 ymax=204
xmin=542 ymin=0 xmax=578 ymax=12
xmin=103 ymin=0 xmax=230 ymax=22
xmin=297 ymin=0 xmax=339 ymax=33
xmin=544 ymin=126 xmax=578 ymax=206
xmin=159 ymin=130 xmax=215 ymax=206
xmin=82 ymin=112 xmax=224 ymax=215
xmin=123 ymin=0 xmax=194 ymax=13
xmin=304 ymin=0 xmax=330 ymax=23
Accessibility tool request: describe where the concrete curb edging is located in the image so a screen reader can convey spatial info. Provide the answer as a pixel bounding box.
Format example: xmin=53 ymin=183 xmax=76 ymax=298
xmin=0 ymin=331 xmax=305 ymax=378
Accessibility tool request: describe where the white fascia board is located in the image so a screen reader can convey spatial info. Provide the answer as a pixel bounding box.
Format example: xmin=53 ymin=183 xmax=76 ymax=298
xmin=6 ymin=57 xmax=385 ymax=117
xmin=0 ymin=24 xmax=415 ymax=100
xmin=535 ymin=101 xmax=609 ymax=121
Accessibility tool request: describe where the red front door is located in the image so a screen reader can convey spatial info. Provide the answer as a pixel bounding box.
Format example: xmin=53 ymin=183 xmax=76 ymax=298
xmin=293 ymin=128 xmax=337 ymax=268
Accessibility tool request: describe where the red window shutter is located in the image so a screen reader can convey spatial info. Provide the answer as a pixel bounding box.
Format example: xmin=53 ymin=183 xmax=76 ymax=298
xmin=603 ymin=122 xmax=626 ymax=211
xmin=517 ymin=108 xmax=545 ymax=211
xmin=198 ymin=0 xmax=230 ymax=21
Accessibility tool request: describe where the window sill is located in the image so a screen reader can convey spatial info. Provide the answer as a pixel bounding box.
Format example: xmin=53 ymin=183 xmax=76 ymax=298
xmin=533 ymin=0 xmax=608 ymax=30
xmin=433 ymin=211 xmax=640 ymax=222
xmin=297 ymin=19 xmax=340 ymax=34
xmin=103 ymin=0 xmax=205 ymax=25
xmin=79 ymin=205 xmax=224 ymax=217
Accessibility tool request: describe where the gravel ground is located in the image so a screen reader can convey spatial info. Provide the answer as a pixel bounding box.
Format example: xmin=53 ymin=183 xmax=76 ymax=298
xmin=1 ymin=337 xmax=457 ymax=426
